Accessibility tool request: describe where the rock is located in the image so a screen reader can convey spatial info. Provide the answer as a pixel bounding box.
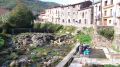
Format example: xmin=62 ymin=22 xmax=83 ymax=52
xmin=22 ymin=38 xmax=32 ymax=46
xmin=9 ymin=60 xmax=18 ymax=67
xmin=19 ymin=56 xmax=28 ymax=63
xmin=33 ymin=39 xmax=44 ymax=47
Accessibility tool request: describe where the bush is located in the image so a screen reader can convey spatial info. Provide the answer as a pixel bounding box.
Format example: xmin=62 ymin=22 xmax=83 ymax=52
xmin=0 ymin=37 xmax=4 ymax=48
xmin=9 ymin=2 xmax=34 ymax=28
xmin=57 ymin=26 xmax=76 ymax=35
xmin=33 ymin=23 xmax=63 ymax=33
xmin=97 ymin=27 xmax=114 ymax=40
xmin=75 ymin=33 xmax=92 ymax=44
xmin=10 ymin=52 xmax=18 ymax=60
xmin=0 ymin=34 xmax=9 ymax=48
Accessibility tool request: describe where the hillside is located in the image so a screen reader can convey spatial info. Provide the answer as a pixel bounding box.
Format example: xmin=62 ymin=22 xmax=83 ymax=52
xmin=0 ymin=0 xmax=60 ymax=14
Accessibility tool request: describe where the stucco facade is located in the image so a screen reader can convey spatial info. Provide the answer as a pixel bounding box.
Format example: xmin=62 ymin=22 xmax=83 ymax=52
xmin=39 ymin=1 xmax=93 ymax=28
xmin=93 ymin=2 xmax=102 ymax=26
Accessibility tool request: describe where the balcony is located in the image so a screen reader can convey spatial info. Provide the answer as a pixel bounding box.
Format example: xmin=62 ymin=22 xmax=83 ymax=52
xmin=103 ymin=15 xmax=113 ymax=18
xmin=117 ymin=1 xmax=120 ymax=5
xmin=103 ymin=4 xmax=114 ymax=9
xmin=116 ymin=13 xmax=120 ymax=18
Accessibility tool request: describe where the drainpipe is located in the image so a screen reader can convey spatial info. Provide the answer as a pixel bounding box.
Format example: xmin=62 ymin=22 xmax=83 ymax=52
xmin=101 ymin=0 xmax=103 ymax=26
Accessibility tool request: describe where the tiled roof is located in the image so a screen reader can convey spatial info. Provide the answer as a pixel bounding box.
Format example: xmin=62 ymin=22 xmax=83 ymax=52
xmin=48 ymin=1 xmax=92 ymax=9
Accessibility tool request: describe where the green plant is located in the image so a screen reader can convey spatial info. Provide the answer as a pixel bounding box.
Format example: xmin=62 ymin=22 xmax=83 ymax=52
xmin=0 ymin=37 xmax=4 ymax=48
xmin=75 ymin=33 xmax=92 ymax=44
xmin=33 ymin=23 xmax=63 ymax=33
xmin=10 ymin=52 xmax=18 ymax=60
xmin=57 ymin=26 xmax=76 ymax=35
xmin=0 ymin=12 xmax=11 ymax=33
xmin=112 ymin=45 xmax=120 ymax=52
xmin=97 ymin=27 xmax=114 ymax=40
xmin=9 ymin=1 xmax=34 ymax=28
xmin=104 ymin=64 xmax=117 ymax=67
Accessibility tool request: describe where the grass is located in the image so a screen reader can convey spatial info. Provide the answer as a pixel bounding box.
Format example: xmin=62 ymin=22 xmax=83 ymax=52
xmin=104 ymin=64 xmax=120 ymax=67
xmin=74 ymin=33 xmax=92 ymax=44
xmin=57 ymin=26 xmax=76 ymax=35
xmin=112 ymin=45 xmax=120 ymax=52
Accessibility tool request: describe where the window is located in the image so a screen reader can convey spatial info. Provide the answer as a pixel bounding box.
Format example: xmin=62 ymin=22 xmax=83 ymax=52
xmin=85 ymin=19 xmax=87 ymax=24
xmin=79 ymin=19 xmax=81 ymax=23
xmin=68 ymin=6 xmax=69 ymax=9
xmin=68 ymin=19 xmax=70 ymax=23
xmin=99 ymin=6 xmax=101 ymax=11
xmin=77 ymin=12 xmax=78 ymax=14
xmin=104 ymin=1 xmax=107 ymax=6
xmin=56 ymin=10 xmax=57 ymax=14
xmin=73 ymin=19 xmax=75 ymax=22
xmin=104 ymin=10 xmax=107 ymax=16
xmin=62 ymin=19 xmax=64 ymax=22
xmin=68 ymin=12 xmax=70 ymax=15
xmin=109 ymin=20 xmax=111 ymax=24
xmin=82 ymin=12 xmax=84 ymax=18
xmin=73 ymin=5 xmax=75 ymax=8
xmin=73 ymin=12 xmax=75 ymax=15
xmin=110 ymin=9 xmax=112 ymax=16
xmin=111 ymin=0 xmax=113 ymax=5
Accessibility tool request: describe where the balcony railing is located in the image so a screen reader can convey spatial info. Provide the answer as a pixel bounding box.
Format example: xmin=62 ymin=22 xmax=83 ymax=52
xmin=103 ymin=15 xmax=113 ymax=18
xmin=116 ymin=13 xmax=120 ymax=18
xmin=117 ymin=1 xmax=120 ymax=5
xmin=103 ymin=4 xmax=114 ymax=9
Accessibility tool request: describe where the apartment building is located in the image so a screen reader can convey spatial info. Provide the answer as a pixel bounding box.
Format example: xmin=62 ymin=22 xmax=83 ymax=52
xmin=39 ymin=0 xmax=120 ymax=28
xmin=102 ymin=0 xmax=115 ymax=26
xmin=93 ymin=2 xmax=102 ymax=26
xmin=115 ymin=0 xmax=120 ymax=34
xmin=39 ymin=1 xmax=93 ymax=28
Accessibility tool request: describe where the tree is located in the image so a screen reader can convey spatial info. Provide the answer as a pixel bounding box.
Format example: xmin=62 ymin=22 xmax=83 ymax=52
xmin=9 ymin=1 xmax=34 ymax=28
xmin=0 ymin=13 xmax=11 ymax=33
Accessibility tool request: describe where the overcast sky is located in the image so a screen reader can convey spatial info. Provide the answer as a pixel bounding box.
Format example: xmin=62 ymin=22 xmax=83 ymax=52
xmin=40 ymin=0 xmax=100 ymax=5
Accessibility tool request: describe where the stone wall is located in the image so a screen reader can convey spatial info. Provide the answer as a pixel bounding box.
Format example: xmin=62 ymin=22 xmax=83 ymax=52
xmin=112 ymin=34 xmax=120 ymax=51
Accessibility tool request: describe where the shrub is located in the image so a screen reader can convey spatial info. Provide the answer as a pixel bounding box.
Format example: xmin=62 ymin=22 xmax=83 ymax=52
xmin=58 ymin=26 xmax=76 ymax=34
xmin=75 ymin=33 xmax=92 ymax=44
xmin=0 ymin=34 xmax=8 ymax=48
xmin=33 ymin=23 xmax=63 ymax=33
xmin=10 ymin=52 xmax=18 ymax=60
xmin=97 ymin=27 xmax=114 ymax=40
xmin=0 ymin=37 xmax=4 ymax=48
xmin=9 ymin=2 xmax=34 ymax=28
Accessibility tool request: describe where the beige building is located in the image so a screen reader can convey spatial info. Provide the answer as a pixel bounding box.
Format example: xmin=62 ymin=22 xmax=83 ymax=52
xmin=102 ymin=0 xmax=114 ymax=26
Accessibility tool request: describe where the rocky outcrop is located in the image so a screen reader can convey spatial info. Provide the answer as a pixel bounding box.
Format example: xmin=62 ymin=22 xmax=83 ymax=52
xmin=13 ymin=33 xmax=55 ymax=49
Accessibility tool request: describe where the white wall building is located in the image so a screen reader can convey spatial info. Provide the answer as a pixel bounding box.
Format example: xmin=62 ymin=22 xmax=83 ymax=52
xmin=39 ymin=1 xmax=93 ymax=28
xmin=39 ymin=0 xmax=120 ymax=31
xmin=114 ymin=0 xmax=120 ymax=34
xmin=93 ymin=2 xmax=102 ymax=26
